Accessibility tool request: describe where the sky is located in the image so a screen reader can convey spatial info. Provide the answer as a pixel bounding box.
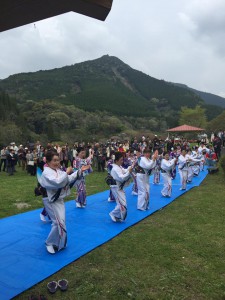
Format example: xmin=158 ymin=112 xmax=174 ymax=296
xmin=1 ymin=0 xmax=225 ymax=97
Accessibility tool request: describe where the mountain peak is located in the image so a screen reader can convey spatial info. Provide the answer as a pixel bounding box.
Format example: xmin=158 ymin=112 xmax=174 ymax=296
xmin=85 ymin=54 xmax=129 ymax=68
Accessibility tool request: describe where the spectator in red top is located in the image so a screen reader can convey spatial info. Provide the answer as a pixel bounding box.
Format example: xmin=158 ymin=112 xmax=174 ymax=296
xmin=205 ymin=145 xmax=217 ymax=167
xmin=118 ymin=144 xmax=125 ymax=153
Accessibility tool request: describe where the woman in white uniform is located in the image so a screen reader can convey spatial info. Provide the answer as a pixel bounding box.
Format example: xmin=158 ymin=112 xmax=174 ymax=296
xmin=136 ymin=149 xmax=158 ymax=211
xmin=109 ymin=152 xmax=133 ymax=222
xmin=160 ymin=152 xmax=177 ymax=197
xmin=39 ymin=150 xmax=89 ymax=254
xmin=178 ymin=149 xmax=189 ymax=191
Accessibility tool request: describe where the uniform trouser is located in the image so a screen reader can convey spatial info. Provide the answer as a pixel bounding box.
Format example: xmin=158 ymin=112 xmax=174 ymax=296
xmin=110 ymin=186 xmax=127 ymax=221
xmin=75 ymin=178 xmax=86 ymax=205
xmin=42 ymin=197 xmax=53 ymax=219
xmin=200 ymin=161 xmax=204 ymax=171
xmin=178 ymin=169 xmax=188 ymax=190
xmin=131 ymin=173 xmax=138 ymax=193
xmin=188 ymin=167 xmax=194 ymax=182
xmin=136 ymin=173 xmax=150 ymax=210
xmin=108 ymin=188 xmax=115 ymax=201
xmin=153 ymin=169 xmax=160 ymax=183
xmin=161 ymin=172 xmax=172 ymax=196
xmin=45 ymin=198 xmax=67 ymax=251
xmin=171 ymin=166 xmax=176 ymax=179
xmin=193 ymin=165 xmax=200 ymax=175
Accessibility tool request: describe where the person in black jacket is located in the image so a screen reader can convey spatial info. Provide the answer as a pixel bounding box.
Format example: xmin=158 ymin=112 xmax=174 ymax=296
xmin=7 ymin=148 xmax=16 ymax=175
xmin=213 ymin=133 xmax=222 ymax=159
xmin=96 ymin=147 xmax=106 ymax=172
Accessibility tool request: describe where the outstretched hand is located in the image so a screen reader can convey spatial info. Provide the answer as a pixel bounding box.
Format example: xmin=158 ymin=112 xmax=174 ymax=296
xmin=81 ymin=165 xmax=90 ymax=172
xmin=152 ymin=150 xmax=159 ymax=160
xmin=128 ymin=165 xmax=134 ymax=173
xmin=66 ymin=166 xmax=73 ymax=175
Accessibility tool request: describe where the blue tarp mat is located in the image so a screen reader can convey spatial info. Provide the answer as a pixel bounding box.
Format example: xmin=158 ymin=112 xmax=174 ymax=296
xmin=0 ymin=170 xmax=207 ymax=299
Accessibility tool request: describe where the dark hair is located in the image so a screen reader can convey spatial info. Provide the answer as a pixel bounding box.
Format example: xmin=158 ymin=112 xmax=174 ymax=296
xmin=114 ymin=152 xmax=124 ymax=162
xmin=45 ymin=150 xmax=58 ymax=162
xmin=143 ymin=148 xmax=151 ymax=154
xmin=77 ymin=147 xmax=84 ymax=154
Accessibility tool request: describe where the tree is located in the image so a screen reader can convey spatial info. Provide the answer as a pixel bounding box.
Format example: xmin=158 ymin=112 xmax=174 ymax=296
xmin=85 ymin=114 xmax=101 ymax=134
xmin=0 ymin=123 xmax=22 ymax=145
xmin=179 ymin=105 xmax=207 ymax=128
xmin=207 ymin=110 xmax=225 ymax=132
xmin=46 ymin=112 xmax=70 ymax=130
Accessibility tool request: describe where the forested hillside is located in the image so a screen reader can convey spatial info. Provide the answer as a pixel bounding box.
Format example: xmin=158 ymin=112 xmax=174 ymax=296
xmin=0 ymin=55 xmax=224 ymax=145
xmin=173 ymin=82 xmax=225 ymax=108
xmin=0 ymin=55 xmax=203 ymax=115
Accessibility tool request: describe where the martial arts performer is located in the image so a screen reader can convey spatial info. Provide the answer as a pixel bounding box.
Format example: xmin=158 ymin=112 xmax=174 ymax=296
xmin=169 ymin=147 xmax=178 ymax=179
xmin=106 ymin=153 xmax=116 ymax=202
xmin=178 ymin=148 xmax=190 ymax=190
xmin=109 ymin=152 xmax=133 ymax=222
xmin=153 ymin=155 xmax=161 ymax=184
xmin=192 ymin=146 xmax=204 ymax=175
xmin=39 ymin=150 xmax=89 ymax=254
xmin=160 ymin=152 xmax=177 ymax=197
xmin=131 ymin=150 xmax=140 ymax=196
xmin=73 ymin=147 xmax=92 ymax=208
xmin=186 ymin=149 xmax=201 ymax=182
xmin=136 ymin=148 xmax=158 ymax=211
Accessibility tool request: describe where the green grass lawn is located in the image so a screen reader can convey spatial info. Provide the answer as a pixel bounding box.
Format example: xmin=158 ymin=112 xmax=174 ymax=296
xmin=1 ymin=166 xmax=225 ymax=300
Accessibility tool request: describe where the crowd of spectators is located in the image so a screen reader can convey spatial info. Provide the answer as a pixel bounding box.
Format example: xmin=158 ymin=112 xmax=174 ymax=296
xmin=0 ymin=132 xmax=223 ymax=176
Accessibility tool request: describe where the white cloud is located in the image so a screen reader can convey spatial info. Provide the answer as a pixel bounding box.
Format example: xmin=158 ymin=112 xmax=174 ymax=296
xmin=0 ymin=0 xmax=225 ymax=97
xmin=179 ymin=0 xmax=225 ymax=55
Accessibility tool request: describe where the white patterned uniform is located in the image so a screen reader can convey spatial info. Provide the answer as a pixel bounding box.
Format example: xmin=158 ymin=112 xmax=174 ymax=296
xmin=197 ymin=147 xmax=206 ymax=171
xmin=187 ymin=154 xmax=201 ymax=180
xmin=161 ymin=158 xmax=176 ymax=197
xmin=110 ymin=164 xmax=131 ymax=221
xmin=40 ymin=167 xmax=80 ymax=251
xmin=136 ymin=157 xmax=156 ymax=210
xmin=178 ymin=154 xmax=189 ymax=190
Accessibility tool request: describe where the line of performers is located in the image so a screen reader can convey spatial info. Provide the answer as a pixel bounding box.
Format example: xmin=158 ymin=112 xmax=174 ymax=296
xmin=37 ymin=147 xmax=204 ymax=254
xmin=106 ymin=147 xmax=204 ymax=223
